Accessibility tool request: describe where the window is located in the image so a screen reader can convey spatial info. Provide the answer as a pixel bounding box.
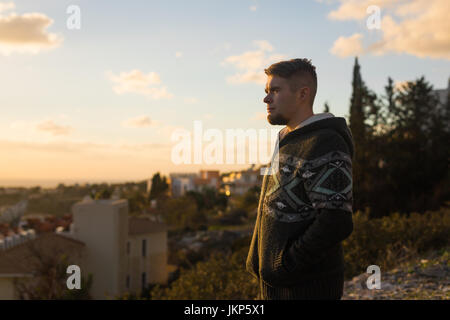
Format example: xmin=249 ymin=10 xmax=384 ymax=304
xmin=126 ymin=275 xmax=130 ymax=289
xmin=126 ymin=241 xmax=130 ymax=255
xmin=142 ymin=239 xmax=146 ymax=257
xmin=141 ymin=272 xmax=146 ymax=290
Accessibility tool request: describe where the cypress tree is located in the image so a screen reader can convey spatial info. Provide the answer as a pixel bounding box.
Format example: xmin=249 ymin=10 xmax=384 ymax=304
xmin=348 ymin=57 xmax=370 ymax=213
xmin=349 ymin=57 xmax=367 ymax=143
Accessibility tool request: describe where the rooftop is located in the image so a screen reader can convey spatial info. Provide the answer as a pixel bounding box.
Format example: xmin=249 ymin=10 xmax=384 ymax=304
xmin=0 ymin=233 xmax=85 ymax=275
xmin=128 ymin=217 xmax=167 ymax=235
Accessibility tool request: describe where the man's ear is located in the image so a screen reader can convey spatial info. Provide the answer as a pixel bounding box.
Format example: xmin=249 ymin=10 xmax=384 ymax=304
xmin=298 ymin=87 xmax=309 ymax=101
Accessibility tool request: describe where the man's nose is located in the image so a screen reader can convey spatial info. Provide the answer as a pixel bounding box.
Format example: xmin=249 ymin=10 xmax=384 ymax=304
xmin=264 ymin=95 xmax=271 ymax=104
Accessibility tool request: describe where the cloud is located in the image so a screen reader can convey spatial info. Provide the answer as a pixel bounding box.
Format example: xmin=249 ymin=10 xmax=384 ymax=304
xmin=322 ymin=0 xmax=450 ymax=60
xmin=0 ymin=139 xmax=106 ymax=153
xmin=370 ymin=6 xmax=450 ymax=59
xmin=0 ymin=3 xmax=63 ymax=55
xmin=222 ymin=40 xmax=287 ymax=84
xmin=107 ymin=69 xmax=173 ymax=99
xmin=0 ymin=139 xmax=168 ymax=154
xmin=0 ymin=138 xmax=174 ymax=182
xmin=330 ymin=33 xmax=364 ymax=57
xmin=175 ymin=51 xmax=183 ymax=58
xmin=35 ymin=120 xmax=73 ymax=136
xmin=327 ymin=0 xmax=396 ymax=21
xmin=122 ymin=115 xmax=154 ymax=128
xmin=0 ymin=2 xmax=14 ymax=13
xmin=253 ymin=40 xmax=273 ymax=52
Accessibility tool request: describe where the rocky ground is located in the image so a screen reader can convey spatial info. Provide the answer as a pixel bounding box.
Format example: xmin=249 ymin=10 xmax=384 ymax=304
xmin=168 ymin=227 xmax=449 ymax=300
xmin=342 ymin=247 xmax=449 ymax=300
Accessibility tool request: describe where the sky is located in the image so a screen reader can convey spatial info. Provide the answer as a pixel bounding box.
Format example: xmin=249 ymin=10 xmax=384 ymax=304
xmin=0 ymin=0 xmax=449 ymax=187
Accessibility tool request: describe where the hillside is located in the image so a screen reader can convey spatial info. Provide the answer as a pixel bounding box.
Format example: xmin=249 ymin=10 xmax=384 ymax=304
xmin=343 ymin=246 xmax=449 ymax=300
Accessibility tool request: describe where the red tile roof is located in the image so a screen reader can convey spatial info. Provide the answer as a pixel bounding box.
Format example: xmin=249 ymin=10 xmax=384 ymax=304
xmin=0 ymin=233 xmax=85 ymax=275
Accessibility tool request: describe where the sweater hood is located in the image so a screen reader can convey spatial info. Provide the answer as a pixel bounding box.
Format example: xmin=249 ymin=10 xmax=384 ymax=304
xmin=279 ymin=115 xmax=354 ymax=158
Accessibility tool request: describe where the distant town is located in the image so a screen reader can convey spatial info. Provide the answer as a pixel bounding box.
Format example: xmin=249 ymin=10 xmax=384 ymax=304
xmin=0 ymin=165 xmax=262 ymax=299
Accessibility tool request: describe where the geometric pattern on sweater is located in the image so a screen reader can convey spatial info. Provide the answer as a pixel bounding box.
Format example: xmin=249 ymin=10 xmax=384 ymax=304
xmin=263 ymin=150 xmax=353 ymax=223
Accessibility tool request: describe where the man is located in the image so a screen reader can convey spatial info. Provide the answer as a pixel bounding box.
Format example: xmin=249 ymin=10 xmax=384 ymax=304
xmin=246 ymin=58 xmax=354 ymax=300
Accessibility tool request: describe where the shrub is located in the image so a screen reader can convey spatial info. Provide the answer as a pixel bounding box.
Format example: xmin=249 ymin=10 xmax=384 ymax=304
xmin=150 ymin=247 xmax=258 ymax=300
xmin=342 ymin=205 xmax=450 ymax=279
xmin=144 ymin=205 xmax=449 ymax=300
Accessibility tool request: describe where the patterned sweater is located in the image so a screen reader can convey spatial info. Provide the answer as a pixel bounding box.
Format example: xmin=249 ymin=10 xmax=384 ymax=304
xmin=246 ymin=116 xmax=354 ymax=299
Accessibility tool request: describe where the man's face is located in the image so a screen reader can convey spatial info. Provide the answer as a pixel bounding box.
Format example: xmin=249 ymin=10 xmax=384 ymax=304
xmin=264 ymin=75 xmax=299 ymax=126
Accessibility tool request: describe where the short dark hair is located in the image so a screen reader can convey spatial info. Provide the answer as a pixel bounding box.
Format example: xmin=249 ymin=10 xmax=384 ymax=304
xmin=264 ymin=58 xmax=317 ymax=106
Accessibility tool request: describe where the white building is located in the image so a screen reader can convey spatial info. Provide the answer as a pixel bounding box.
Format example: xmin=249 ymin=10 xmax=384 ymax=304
xmin=169 ymin=173 xmax=196 ymax=198
xmin=432 ymin=78 xmax=450 ymax=132
xmin=433 ymin=79 xmax=449 ymax=108
xmin=0 ymin=200 xmax=28 ymax=225
xmin=126 ymin=217 xmax=167 ymax=294
xmin=0 ymin=198 xmax=168 ymax=300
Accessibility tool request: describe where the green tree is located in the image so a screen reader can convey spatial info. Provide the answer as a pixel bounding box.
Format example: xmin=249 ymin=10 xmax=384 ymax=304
xmin=186 ymin=187 xmax=228 ymax=213
xmin=381 ymin=77 xmax=449 ymax=214
xmin=159 ymin=196 xmax=206 ymax=230
xmin=149 ymin=173 xmax=169 ymax=201
xmin=354 ymin=74 xmax=450 ymax=217
xmin=128 ymin=190 xmax=148 ymax=214
xmin=150 ymin=247 xmax=258 ymax=300
xmin=234 ymin=186 xmax=260 ymax=212
xmin=348 ymin=57 xmax=376 ymax=213
xmin=94 ymin=188 xmax=112 ymax=200
xmin=13 ymin=242 xmax=92 ymax=300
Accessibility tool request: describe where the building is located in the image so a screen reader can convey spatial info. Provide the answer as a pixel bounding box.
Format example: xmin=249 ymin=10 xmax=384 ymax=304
xmin=194 ymin=170 xmax=220 ymax=190
xmin=0 ymin=198 xmax=168 ymax=300
xmin=68 ymin=198 xmax=168 ymax=299
xmin=432 ymin=78 xmax=450 ymax=132
xmin=221 ymin=166 xmax=262 ymax=196
xmin=127 ymin=217 xmax=167 ymax=293
xmin=0 ymin=200 xmax=27 ymax=226
xmin=68 ymin=198 xmax=129 ymax=299
xmin=169 ymin=173 xmax=197 ymax=198
xmin=0 ymin=232 xmax=85 ymax=299
xmin=169 ymin=170 xmax=222 ymax=198
xmin=433 ymin=78 xmax=449 ymax=108
xmin=146 ymin=178 xmax=152 ymax=194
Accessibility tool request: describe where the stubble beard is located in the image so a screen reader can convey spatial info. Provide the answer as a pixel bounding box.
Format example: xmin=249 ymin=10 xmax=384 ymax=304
xmin=267 ymin=113 xmax=288 ymax=125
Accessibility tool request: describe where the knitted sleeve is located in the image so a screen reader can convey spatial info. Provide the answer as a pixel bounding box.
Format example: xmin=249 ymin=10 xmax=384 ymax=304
xmin=283 ymin=133 xmax=354 ymax=272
